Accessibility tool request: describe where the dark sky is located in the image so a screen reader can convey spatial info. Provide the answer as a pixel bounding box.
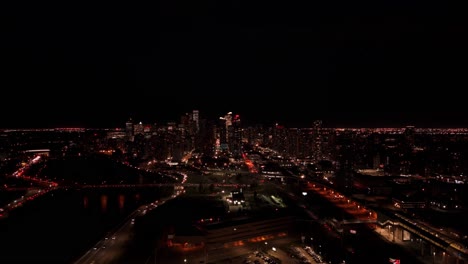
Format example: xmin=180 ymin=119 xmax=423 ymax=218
xmin=1 ymin=1 xmax=467 ymax=128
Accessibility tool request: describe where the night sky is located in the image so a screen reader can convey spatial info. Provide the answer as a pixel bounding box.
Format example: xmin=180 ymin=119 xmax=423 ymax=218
xmin=1 ymin=1 xmax=467 ymax=128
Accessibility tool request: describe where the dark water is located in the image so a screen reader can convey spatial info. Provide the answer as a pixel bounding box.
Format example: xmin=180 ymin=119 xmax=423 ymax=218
xmin=0 ymin=187 xmax=172 ymax=264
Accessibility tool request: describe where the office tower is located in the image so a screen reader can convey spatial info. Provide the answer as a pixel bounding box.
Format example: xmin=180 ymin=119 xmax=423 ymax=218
xmin=229 ymin=114 xmax=242 ymax=158
xmin=193 ymin=110 xmax=199 ymax=133
xmin=312 ymin=120 xmax=323 ymax=162
xmin=134 ymin=121 xmax=144 ymax=135
xmin=125 ymin=118 xmax=134 ymax=142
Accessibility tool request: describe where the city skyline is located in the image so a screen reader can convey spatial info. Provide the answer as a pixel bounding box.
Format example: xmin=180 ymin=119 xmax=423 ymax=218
xmin=2 ymin=1 xmax=468 ymax=263
xmin=2 ymin=109 xmax=468 ymax=129
xmin=2 ymin=106 xmax=468 ymax=264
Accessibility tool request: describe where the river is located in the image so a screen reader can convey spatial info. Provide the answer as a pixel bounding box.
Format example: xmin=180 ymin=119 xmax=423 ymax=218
xmin=0 ymin=187 xmax=172 ymax=263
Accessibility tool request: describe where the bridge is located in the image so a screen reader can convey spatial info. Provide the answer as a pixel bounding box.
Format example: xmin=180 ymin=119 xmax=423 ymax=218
xmin=327 ymin=215 xmax=468 ymax=263
xmin=341 ymin=218 xmax=377 ymax=225
xmin=24 ymin=149 xmax=50 ymax=153
xmin=73 ymin=183 xmax=250 ymax=189
xmin=301 ymin=181 xmax=468 ymax=263
xmin=0 ymin=187 xmax=38 ymax=192
xmin=374 ymin=214 xmax=468 ymax=263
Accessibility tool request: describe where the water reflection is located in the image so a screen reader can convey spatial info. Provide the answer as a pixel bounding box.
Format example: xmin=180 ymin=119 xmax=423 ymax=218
xmin=119 ymin=194 xmax=125 ymax=213
xmin=82 ymin=192 xmax=150 ymax=213
xmin=100 ymin=194 xmax=108 ymax=213
xmin=0 ymin=187 xmax=172 ymax=263
xmin=83 ymin=195 xmax=88 ymax=209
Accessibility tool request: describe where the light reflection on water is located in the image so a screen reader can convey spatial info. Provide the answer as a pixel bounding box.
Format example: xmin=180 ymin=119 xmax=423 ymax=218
xmin=119 ymin=194 xmax=125 ymax=213
xmin=100 ymin=194 xmax=108 ymax=213
xmin=83 ymin=195 xmax=88 ymax=209
xmin=0 ymin=187 xmax=172 ymax=263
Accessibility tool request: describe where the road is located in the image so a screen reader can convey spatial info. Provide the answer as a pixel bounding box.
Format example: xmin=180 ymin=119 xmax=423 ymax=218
xmin=72 ymin=190 xmax=183 ymax=264
xmin=72 ymin=207 xmax=142 ymax=264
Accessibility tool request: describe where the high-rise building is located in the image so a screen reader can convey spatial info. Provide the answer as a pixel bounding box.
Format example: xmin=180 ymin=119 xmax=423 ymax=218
xmin=312 ymin=120 xmax=323 ymax=162
xmin=218 ymin=112 xmax=233 ymax=151
xmin=192 ymin=110 xmax=199 ymax=132
xmin=225 ymin=112 xmax=232 ymax=127
xmin=404 ymin=126 xmax=415 ymax=147
xmin=134 ymin=121 xmax=144 ymax=135
xmin=229 ymin=114 xmax=243 ymax=158
xmin=125 ymin=118 xmax=134 ymax=142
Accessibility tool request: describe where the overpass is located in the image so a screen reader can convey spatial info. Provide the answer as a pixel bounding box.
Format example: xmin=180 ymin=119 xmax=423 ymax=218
xmin=0 ymin=187 xmax=38 ymax=191
xmin=375 ymin=214 xmax=468 ymax=263
xmin=341 ymin=218 xmax=377 ymax=225
xmin=324 ymin=213 xmax=468 ymax=263
xmin=65 ymin=183 xmax=250 ymax=189
xmin=23 ymin=149 xmax=50 ymax=156
xmin=302 ymin=181 xmax=468 ymax=262
xmin=24 ymin=149 xmax=50 ymax=153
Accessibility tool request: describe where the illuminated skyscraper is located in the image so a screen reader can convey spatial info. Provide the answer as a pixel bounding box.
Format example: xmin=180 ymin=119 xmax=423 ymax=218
xmin=312 ymin=120 xmax=323 ymax=162
xmin=229 ymin=114 xmax=242 ymax=158
xmin=125 ymin=118 xmax=134 ymax=142
xmin=224 ymin=112 xmax=233 ymax=127
xmin=134 ymin=121 xmax=144 ymax=135
xmin=193 ymin=110 xmax=199 ymax=132
xmin=404 ymin=126 xmax=415 ymax=147
xmin=218 ymin=112 xmax=236 ymax=153
xmin=218 ymin=114 xmax=229 ymax=151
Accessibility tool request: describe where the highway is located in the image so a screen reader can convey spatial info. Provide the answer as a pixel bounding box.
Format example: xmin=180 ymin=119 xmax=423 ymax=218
xmin=1 ymin=155 xmax=59 ymax=217
xmin=72 ymin=190 xmax=183 ymax=264
xmin=72 ymin=207 xmax=141 ymax=264
xmin=75 ymin=182 xmax=250 ymax=189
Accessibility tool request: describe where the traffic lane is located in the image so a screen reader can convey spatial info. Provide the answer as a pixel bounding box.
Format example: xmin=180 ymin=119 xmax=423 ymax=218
xmin=73 ymin=210 xmax=139 ymax=264
xmin=73 ymin=194 xmax=181 ymax=264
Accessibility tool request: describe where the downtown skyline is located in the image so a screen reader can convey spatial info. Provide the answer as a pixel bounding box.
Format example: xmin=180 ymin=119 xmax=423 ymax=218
xmin=2 ymin=109 xmax=468 ymax=129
